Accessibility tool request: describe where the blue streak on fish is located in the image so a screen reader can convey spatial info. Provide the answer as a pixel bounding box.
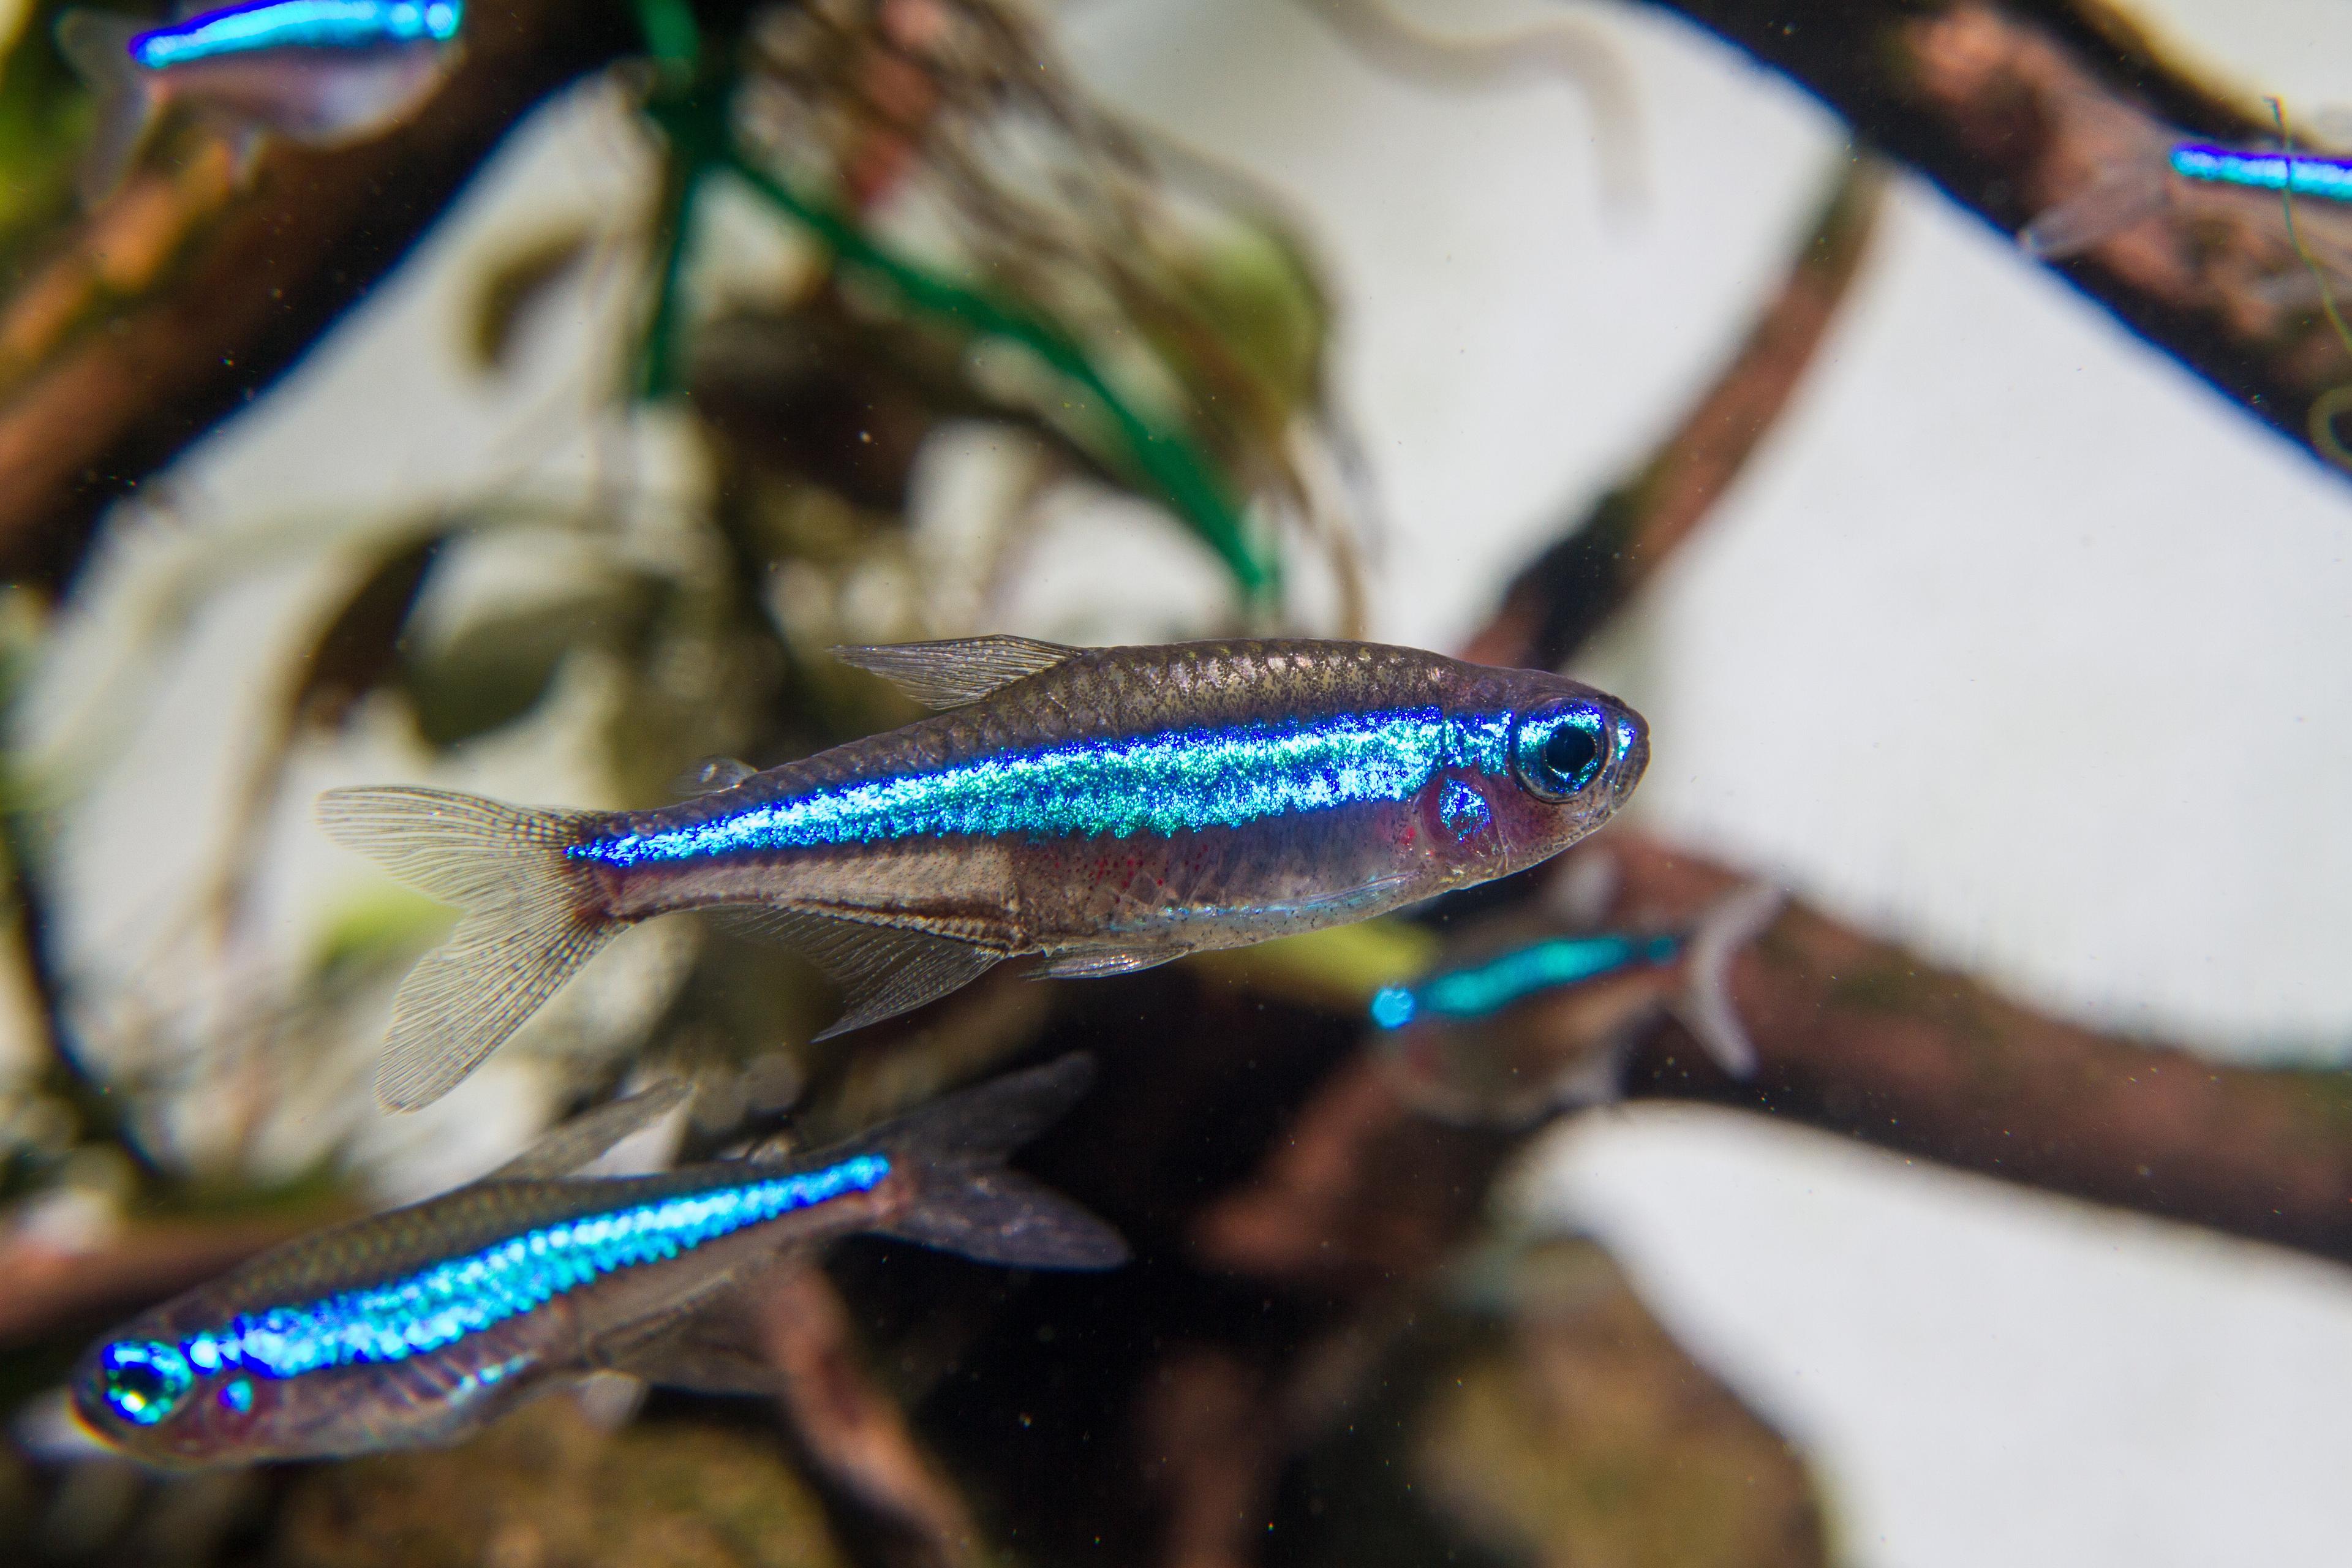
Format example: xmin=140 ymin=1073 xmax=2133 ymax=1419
xmin=1376 ymin=880 xmax=1780 ymax=1125
xmin=56 ymin=1 xmax=466 ymax=205
xmin=132 ymin=0 xmax=461 ymax=67
xmin=1369 ymin=930 xmax=1680 ymax=1031
xmin=318 ymin=638 xmax=1650 ymax=1110
xmin=575 ymin=709 xmax=1516 ymax=865
xmin=2169 ymin=143 xmax=2352 ymax=203
xmin=170 ymin=1156 xmax=889 ymax=1382
xmin=2021 ymin=124 xmax=2352 ymax=263
xmin=74 ymin=1057 xmax=1123 ymax=1466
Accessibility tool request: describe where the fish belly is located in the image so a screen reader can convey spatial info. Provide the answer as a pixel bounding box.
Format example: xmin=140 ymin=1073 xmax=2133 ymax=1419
xmin=159 ymin=43 xmax=445 ymax=142
xmin=605 ymin=839 xmax=1024 ymax=948
xmin=607 ymin=797 xmax=1464 ymax=956
xmin=1006 ymin=799 xmax=1454 ymax=955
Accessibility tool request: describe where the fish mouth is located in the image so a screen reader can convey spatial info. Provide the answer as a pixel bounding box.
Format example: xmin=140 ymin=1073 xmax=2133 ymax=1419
xmin=1606 ymin=709 xmax=1650 ymax=805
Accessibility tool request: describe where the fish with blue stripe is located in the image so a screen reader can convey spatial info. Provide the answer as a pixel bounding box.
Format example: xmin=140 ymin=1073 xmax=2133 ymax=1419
xmin=56 ymin=1 xmax=464 ymax=203
xmin=1373 ymin=879 xmax=1781 ymax=1125
xmin=320 ymin=636 xmax=1649 ymax=1110
xmin=2021 ymin=122 xmax=2352 ymax=262
xmin=73 ymin=1055 xmax=1123 ymax=1466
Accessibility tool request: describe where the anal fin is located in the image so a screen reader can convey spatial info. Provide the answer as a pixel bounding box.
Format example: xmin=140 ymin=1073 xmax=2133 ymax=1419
xmin=832 ymin=636 xmax=1079 ymax=709
xmin=752 ymin=910 xmax=1002 ymax=1040
xmin=596 ymin=1287 xmax=778 ymax=1397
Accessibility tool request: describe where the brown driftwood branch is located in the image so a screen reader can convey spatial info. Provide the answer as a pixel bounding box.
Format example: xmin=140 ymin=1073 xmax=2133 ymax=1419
xmin=0 ymin=0 xmax=646 ymax=588
xmin=1464 ymin=156 xmax=1887 ymax=670
xmin=1600 ymin=832 xmax=2352 ymax=1265
xmin=1644 ymin=0 xmax=2352 ymax=480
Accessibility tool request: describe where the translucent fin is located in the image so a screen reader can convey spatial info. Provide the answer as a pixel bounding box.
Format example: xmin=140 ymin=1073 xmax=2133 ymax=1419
xmin=1029 ymin=946 xmax=1180 ymax=980
xmin=752 ymin=910 xmax=1001 ymax=1041
xmin=55 ymin=12 xmax=158 ymax=207
xmin=674 ymin=756 xmax=758 ymax=796
xmin=488 ymin=1079 xmax=692 ymax=1180
xmin=2019 ymin=159 xmax=2168 ymax=259
xmin=870 ymin=1054 xmax=1128 ymax=1270
xmin=601 ymin=1295 xmax=776 ymax=1396
xmin=316 ymin=786 xmax=619 ymax=1112
xmin=831 ymin=636 xmax=1079 ymax=709
xmin=1674 ymin=883 xmax=1784 ymax=1080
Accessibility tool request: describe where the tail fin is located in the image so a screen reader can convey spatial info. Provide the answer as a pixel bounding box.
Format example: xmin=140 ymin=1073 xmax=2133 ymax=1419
xmin=1675 ymin=883 xmax=1784 ymax=1081
xmin=2019 ymin=159 xmax=2168 ymax=260
xmin=867 ymin=1054 xmax=1128 ymax=1270
xmin=56 ymin=12 xmax=159 ymax=206
xmin=317 ymin=786 xmax=618 ymax=1112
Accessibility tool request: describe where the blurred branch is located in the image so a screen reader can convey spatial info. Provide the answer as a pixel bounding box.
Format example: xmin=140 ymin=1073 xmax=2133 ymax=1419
xmin=1643 ymin=0 xmax=2352 ymax=480
xmin=1601 ymin=832 xmax=2352 ymax=1267
xmin=0 ymin=1212 xmax=327 ymax=1344
xmin=756 ymin=1262 xmax=984 ymax=1568
xmin=1464 ymin=155 xmax=1886 ymax=669
xmin=0 ymin=0 xmax=649 ymax=589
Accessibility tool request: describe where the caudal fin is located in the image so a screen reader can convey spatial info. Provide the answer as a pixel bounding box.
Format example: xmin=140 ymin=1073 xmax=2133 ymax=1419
xmin=1676 ymin=883 xmax=1784 ymax=1081
xmin=317 ymin=786 xmax=617 ymax=1112
xmin=2019 ymin=158 xmax=2168 ymax=260
xmin=55 ymin=12 xmax=159 ymax=206
xmin=868 ymin=1054 xmax=1128 ymax=1270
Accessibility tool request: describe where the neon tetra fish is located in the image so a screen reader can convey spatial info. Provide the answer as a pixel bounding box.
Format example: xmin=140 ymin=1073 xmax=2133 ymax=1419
xmin=322 ymin=636 xmax=1650 ymax=1110
xmin=1374 ymin=881 xmax=1780 ymax=1125
xmin=74 ymin=1056 xmax=1123 ymax=1466
xmin=2022 ymin=128 xmax=2352 ymax=266
xmin=56 ymin=1 xmax=464 ymax=204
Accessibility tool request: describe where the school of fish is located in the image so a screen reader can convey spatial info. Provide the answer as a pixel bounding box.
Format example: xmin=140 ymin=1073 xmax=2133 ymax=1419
xmin=52 ymin=0 xmax=1668 ymax=1476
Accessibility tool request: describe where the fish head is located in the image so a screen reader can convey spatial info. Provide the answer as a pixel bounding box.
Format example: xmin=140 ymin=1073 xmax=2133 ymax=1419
xmin=71 ymin=1315 xmax=271 ymax=1467
xmin=1477 ymin=673 xmax=1648 ymax=869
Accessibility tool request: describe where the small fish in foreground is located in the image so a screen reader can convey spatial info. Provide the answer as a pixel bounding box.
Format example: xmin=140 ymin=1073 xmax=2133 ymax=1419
xmin=1373 ymin=880 xmax=1781 ymax=1125
xmin=322 ymin=636 xmax=1650 ymax=1109
xmin=56 ymin=1 xmax=465 ymax=204
xmin=72 ymin=1055 xmax=1123 ymax=1466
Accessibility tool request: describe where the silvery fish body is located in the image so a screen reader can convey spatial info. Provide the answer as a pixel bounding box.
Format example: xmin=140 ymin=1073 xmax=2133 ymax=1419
xmin=74 ymin=1058 xmax=1121 ymax=1466
xmin=322 ymin=636 xmax=1649 ymax=1109
xmin=56 ymin=2 xmax=464 ymax=203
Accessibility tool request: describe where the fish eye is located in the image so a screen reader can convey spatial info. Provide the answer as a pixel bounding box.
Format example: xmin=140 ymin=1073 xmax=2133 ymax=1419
xmin=98 ymin=1341 xmax=194 ymax=1427
xmin=1512 ymin=705 xmax=1612 ymax=802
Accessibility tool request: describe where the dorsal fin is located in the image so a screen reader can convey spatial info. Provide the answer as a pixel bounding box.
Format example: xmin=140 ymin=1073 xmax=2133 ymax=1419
xmin=832 ymin=636 xmax=1080 ymax=709
xmin=487 ymin=1079 xmax=692 ymax=1180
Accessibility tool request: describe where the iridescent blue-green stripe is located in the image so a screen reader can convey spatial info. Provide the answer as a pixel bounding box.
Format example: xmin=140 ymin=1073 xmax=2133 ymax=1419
xmin=2170 ymin=144 xmax=2352 ymax=203
xmin=134 ymin=1 xmax=462 ymax=70
xmin=576 ymin=707 xmax=1515 ymax=868
xmin=1370 ymin=933 xmax=1681 ymax=1029
xmin=176 ymin=1154 xmax=888 ymax=1381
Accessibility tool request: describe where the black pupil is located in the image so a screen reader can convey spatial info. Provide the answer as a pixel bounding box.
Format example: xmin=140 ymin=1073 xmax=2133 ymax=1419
xmin=1542 ymin=722 xmax=1602 ymax=787
xmin=111 ymin=1365 xmax=163 ymax=1403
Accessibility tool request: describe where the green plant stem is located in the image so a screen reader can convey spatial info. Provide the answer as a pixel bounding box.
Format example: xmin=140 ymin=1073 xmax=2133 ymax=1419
xmin=644 ymin=98 xmax=1276 ymax=601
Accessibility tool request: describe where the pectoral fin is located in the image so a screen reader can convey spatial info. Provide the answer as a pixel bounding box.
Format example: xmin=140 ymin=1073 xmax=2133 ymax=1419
xmin=832 ymin=636 xmax=1080 ymax=709
xmin=750 ymin=910 xmax=1002 ymax=1040
xmin=1029 ymin=947 xmax=1183 ymax=980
